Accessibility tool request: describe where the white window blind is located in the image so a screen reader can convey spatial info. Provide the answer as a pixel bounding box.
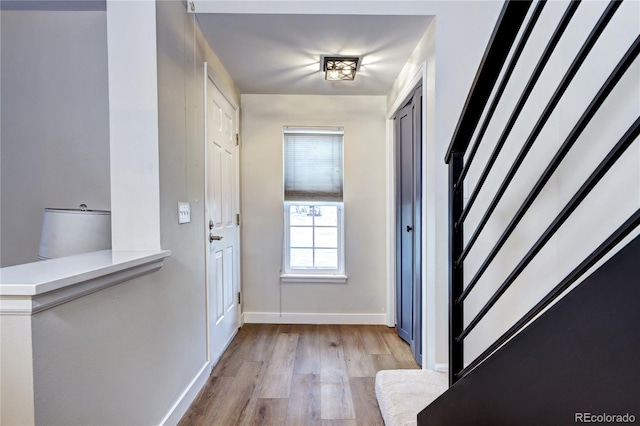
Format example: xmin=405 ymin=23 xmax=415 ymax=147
xmin=283 ymin=128 xmax=344 ymax=202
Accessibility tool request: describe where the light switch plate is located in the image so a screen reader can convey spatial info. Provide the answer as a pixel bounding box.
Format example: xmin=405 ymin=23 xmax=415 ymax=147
xmin=178 ymin=202 xmax=191 ymax=224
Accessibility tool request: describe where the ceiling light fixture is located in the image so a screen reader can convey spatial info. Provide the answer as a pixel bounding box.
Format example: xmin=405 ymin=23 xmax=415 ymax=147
xmin=323 ymin=56 xmax=360 ymax=81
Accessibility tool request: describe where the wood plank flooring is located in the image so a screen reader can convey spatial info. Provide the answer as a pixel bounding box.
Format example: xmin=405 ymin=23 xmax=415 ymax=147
xmin=179 ymin=324 xmax=419 ymax=425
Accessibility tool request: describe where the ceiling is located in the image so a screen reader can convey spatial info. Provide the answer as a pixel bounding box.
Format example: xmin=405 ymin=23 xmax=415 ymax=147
xmin=194 ymin=13 xmax=433 ymax=96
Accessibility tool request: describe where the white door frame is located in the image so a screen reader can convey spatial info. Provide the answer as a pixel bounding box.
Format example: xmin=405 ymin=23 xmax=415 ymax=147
xmin=386 ymin=61 xmax=434 ymax=370
xmin=203 ymin=62 xmax=241 ymax=367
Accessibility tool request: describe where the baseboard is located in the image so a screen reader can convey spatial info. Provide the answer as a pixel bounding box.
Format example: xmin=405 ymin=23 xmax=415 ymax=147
xmin=243 ymin=312 xmax=388 ymax=325
xmin=161 ymin=361 xmax=211 ymax=426
xmin=435 ymin=363 xmax=449 ymax=373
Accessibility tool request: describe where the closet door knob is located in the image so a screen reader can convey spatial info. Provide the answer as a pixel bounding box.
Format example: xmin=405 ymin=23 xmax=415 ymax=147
xmin=406 ymin=225 xmax=413 ymax=232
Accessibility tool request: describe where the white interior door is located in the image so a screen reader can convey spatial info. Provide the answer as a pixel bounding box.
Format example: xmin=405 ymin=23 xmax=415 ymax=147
xmin=205 ymin=71 xmax=239 ymax=364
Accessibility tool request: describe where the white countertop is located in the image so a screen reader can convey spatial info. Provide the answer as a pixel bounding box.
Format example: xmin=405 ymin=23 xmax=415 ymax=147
xmin=0 ymin=249 xmax=171 ymax=297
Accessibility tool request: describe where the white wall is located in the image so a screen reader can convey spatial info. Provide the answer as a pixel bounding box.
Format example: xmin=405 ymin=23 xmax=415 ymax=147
xmin=11 ymin=2 xmax=242 ymax=424
xmin=387 ymin=0 xmax=639 ymax=371
xmin=0 ymin=10 xmax=111 ymax=267
xmin=460 ymin=0 xmax=640 ymax=364
xmin=107 ymin=0 xmax=161 ymax=251
xmin=388 ymin=1 xmax=505 ymax=369
xmin=241 ymin=94 xmax=388 ymax=322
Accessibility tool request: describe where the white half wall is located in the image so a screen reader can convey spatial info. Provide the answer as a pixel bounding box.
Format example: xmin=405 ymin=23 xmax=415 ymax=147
xmin=0 ymin=10 xmax=111 ymax=267
xmin=241 ymin=94 xmax=388 ymax=322
xmin=0 ymin=315 xmax=35 ymax=425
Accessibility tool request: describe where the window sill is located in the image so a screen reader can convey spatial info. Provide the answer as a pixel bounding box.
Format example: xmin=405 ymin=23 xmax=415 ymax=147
xmin=280 ymin=273 xmax=348 ymax=284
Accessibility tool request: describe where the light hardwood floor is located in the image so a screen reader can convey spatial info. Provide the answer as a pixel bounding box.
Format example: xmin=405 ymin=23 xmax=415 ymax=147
xmin=179 ymin=324 xmax=419 ymax=425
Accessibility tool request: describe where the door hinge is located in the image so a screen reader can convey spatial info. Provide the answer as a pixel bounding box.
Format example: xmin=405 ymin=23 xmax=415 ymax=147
xmin=237 ymin=291 xmax=241 ymax=305
xmin=236 ymin=213 xmax=241 ymax=226
xmin=235 ymin=133 xmax=239 ymax=146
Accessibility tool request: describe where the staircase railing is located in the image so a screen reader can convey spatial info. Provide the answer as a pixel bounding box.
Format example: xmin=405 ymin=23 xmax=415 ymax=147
xmin=446 ymin=0 xmax=640 ymax=386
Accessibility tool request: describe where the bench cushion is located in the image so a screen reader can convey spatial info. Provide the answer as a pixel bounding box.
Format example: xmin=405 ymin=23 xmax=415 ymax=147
xmin=375 ymin=369 xmax=448 ymax=426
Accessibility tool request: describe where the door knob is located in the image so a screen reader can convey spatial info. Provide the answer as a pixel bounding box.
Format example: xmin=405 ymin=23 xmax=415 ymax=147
xmin=209 ymin=234 xmax=223 ymax=242
xmin=406 ymin=225 xmax=413 ymax=232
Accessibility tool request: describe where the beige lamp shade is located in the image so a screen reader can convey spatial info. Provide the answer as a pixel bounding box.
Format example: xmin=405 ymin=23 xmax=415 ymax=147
xmin=38 ymin=208 xmax=112 ymax=260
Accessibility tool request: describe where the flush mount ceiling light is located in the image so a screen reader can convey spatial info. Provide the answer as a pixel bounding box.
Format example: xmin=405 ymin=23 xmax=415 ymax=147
xmin=323 ymin=56 xmax=360 ymax=81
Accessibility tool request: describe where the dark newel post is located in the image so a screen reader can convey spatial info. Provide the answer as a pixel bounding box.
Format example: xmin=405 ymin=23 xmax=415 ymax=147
xmin=449 ymin=151 xmax=464 ymax=386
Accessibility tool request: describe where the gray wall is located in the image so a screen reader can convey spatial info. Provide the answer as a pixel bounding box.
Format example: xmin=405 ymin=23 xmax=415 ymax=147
xmin=0 ymin=10 xmax=111 ymax=267
xmin=241 ymin=94 xmax=388 ymax=321
xmin=21 ymin=2 xmax=240 ymax=424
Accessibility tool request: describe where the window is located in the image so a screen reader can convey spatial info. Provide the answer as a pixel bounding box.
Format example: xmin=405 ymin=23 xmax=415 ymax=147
xmin=282 ymin=127 xmax=346 ymax=283
xmin=285 ymin=203 xmax=343 ymax=269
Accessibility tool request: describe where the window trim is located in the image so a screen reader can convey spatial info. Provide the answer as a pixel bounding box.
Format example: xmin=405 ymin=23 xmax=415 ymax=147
xmin=281 ymin=201 xmax=347 ymax=283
